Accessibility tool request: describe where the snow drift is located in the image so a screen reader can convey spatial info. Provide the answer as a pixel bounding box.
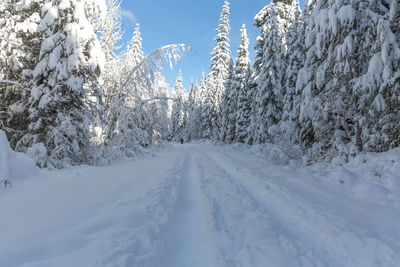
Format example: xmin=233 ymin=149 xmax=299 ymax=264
xmin=0 ymin=130 xmax=39 ymax=184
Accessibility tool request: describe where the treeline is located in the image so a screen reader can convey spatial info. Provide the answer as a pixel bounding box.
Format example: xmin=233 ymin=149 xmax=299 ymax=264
xmin=175 ymin=0 xmax=399 ymax=163
xmin=0 ymin=0 xmax=187 ymax=167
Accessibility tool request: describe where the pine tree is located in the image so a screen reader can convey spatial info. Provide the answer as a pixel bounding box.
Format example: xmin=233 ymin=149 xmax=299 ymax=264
xmin=236 ymin=68 xmax=255 ymax=144
xmin=297 ymin=0 xmax=390 ymax=161
xmin=219 ymin=58 xmax=234 ymax=142
xmin=171 ymin=71 xmax=186 ymax=140
xmin=224 ymin=24 xmax=251 ymax=143
xmin=198 ymin=74 xmax=209 ymax=139
xmin=206 ymin=0 xmax=231 ymax=139
xmin=353 ymin=0 xmax=399 ymax=152
xmin=252 ymin=0 xmax=299 ymax=144
xmin=20 ymin=0 xmax=105 ymax=167
xmin=281 ymin=2 xmax=305 ymax=144
xmin=0 ymin=0 xmax=43 ymax=147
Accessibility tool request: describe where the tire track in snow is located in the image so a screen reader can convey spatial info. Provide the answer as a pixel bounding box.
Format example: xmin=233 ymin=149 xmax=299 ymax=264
xmin=156 ymin=151 xmax=219 ymax=267
xmin=197 ymin=146 xmax=399 ymax=267
xmin=193 ymin=147 xmax=327 ymax=266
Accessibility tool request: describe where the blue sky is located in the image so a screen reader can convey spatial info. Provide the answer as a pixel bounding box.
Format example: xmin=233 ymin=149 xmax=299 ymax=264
xmin=120 ymin=0 xmax=307 ymax=90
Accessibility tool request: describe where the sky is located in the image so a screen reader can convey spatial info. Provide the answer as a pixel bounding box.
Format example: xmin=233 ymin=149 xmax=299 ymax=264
xmin=119 ymin=0 xmax=307 ymax=90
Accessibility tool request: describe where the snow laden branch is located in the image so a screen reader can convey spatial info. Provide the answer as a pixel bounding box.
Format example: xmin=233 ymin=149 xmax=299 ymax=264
xmin=0 ymin=80 xmax=30 ymax=91
xmin=139 ymin=97 xmax=176 ymax=106
xmin=0 ymin=80 xmax=22 ymax=88
xmin=117 ymin=44 xmax=190 ymax=97
xmin=106 ymin=44 xmax=190 ymax=140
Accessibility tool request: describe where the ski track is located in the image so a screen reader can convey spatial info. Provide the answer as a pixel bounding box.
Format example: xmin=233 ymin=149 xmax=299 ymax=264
xmin=156 ymin=151 xmax=219 ymax=267
xmin=1 ymin=144 xmax=399 ymax=267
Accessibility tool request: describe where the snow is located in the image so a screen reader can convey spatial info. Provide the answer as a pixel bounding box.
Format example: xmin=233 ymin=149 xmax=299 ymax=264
xmin=390 ymin=0 xmax=398 ymax=22
xmin=337 ymin=5 xmax=355 ymax=25
xmin=373 ymin=93 xmax=387 ymax=112
xmin=0 ymin=143 xmax=399 ymax=266
xmin=0 ymin=130 xmax=39 ymax=183
xmin=362 ymin=53 xmax=384 ymax=91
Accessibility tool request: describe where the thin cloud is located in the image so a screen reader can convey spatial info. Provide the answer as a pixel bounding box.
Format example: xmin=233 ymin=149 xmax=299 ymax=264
xmin=121 ymin=9 xmax=136 ymax=23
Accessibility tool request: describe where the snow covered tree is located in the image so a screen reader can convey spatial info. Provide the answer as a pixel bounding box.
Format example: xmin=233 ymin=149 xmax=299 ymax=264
xmin=19 ymin=0 xmax=105 ymax=167
xmin=297 ymin=0 xmax=391 ymax=161
xmin=353 ymin=0 xmax=399 ymax=152
xmin=281 ymin=2 xmax=305 ymax=143
xmin=235 ymin=68 xmax=255 ymax=144
xmin=97 ymin=0 xmax=122 ymax=110
xmin=184 ymin=81 xmax=198 ymax=141
xmin=195 ymin=74 xmax=208 ymax=139
xmin=171 ymin=71 xmax=186 ymax=140
xmin=102 ymin=23 xmax=153 ymax=161
xmin=206 ymin=0 xmax=231 ymax=139
xmin=223 ymin=24 xmax=251 ymax=143
xmin=0 ymin=0 xmax=44 ymax=147
xmin=251 ymin=0 xmax=299 ymax=144
xmin=219 ymin=58 xmax=234 ymax=142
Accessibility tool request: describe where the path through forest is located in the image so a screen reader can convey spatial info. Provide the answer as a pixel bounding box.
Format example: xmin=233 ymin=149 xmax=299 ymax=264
xmin=0 ymin=144 xmax=399 ymax=266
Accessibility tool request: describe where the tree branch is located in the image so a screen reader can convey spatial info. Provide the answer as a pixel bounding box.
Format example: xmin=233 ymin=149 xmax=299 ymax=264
xmin=0 ymin=80 xmax=31 ymax=91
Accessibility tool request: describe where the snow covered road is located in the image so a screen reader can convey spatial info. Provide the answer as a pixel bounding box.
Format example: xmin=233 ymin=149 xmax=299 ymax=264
xmin=0 ymin=144 xmax=399 ymax=266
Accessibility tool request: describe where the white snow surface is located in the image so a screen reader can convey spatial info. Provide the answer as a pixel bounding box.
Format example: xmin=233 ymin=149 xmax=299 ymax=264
xmin=0 ymin=130 xmax=39 ymax=183
xmin=0 ymin=142 xmax=399 ymax=266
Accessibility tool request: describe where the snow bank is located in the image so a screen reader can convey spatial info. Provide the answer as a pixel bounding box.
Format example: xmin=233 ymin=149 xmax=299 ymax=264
xmin=306 ymin=148 xmax=400 ymax=207
xmin=229 ymin=141 xmax=400 ymax=208
xmin=0 ymin=130 xmax=39 ymax=184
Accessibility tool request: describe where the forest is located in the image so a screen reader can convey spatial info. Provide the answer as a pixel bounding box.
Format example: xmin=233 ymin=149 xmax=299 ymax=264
xmin=1 ymin=1 xmax=400 ymax=266
xmin=1 ymin=0 xmax=399 ymax=168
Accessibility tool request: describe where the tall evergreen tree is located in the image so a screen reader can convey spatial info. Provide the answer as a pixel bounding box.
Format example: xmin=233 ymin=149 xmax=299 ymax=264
xmin=206 ymin=0 xmax=231 ymax=139
xmin=297 ymin=0 xmax=390 ymax=161
xmin=219 ymin=58 xmax=234 ymax=142
xmin=236 ymin=68 xmax=255 ymax=144
xmin=171 ymin=71 xmax=186 ymax=140
xmin=225 ymin=24 xmax=251 ymax=143
xmin=353 ymin=0 xmax=399 ymax=152
xmin=20 ymin=0 xmax=105 ymax=167
xmin=281 ymin=1 xmax=305 ymax=144
xmin=251 ymin=0 xmax=299 ymax=144
xmin=0 ymin=0 xmax=44 ymax=147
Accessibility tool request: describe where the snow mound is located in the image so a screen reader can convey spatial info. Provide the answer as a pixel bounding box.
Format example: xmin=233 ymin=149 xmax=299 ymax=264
xmin=308 ymin=147 xmax=400 ymax=207
xmin=0 ymin=130 xmax=39 ymax=183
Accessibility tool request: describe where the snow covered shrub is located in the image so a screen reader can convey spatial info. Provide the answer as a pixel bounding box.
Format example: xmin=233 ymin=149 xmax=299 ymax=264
xmin=26 ymin=142 xmax=47 ymax=168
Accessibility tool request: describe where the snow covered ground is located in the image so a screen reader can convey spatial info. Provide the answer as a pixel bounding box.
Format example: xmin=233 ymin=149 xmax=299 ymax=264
xmin=1 ymin=142 xmax=399 ymax=266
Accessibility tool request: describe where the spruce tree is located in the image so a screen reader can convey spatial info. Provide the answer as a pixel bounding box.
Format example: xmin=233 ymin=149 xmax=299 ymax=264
xmin=207 ymin=0 xmax=231 ymax=139
xmin=171 ymin=71 xmax=186 ymax=140
xmin=236 ymin=69 xmax=255 ymax=144
xmin=219 ymin=58 xmax=234 ymax=142
xmin=252 ymin=0 xmax=299 ymax=144
xmin=21 ymin=0 xmax=104 ymax=167
xmin=297 ymin=0 xmax=390 ymax=161
xmin=281 ymin=2 xmax=305 ymax=143
xmin=353 ymin=0 xmax=399 ymax=152
xmin=0 ymin=0 xmax=43 ymax=147
xmin=226 ymin=24 xmax=250 ymax=143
